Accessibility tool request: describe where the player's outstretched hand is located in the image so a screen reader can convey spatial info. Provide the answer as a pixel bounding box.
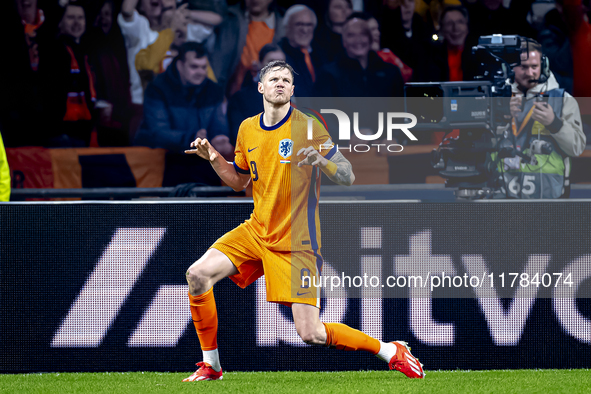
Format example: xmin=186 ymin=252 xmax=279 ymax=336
xmin=297 ymin=146 xmax=327 ymax=167
xmin=185 ymin=138 xmax=219 ymax=162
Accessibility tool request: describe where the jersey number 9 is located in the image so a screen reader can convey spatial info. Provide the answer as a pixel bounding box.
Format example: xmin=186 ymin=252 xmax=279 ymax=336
xmin=250 ymin=161 xmax=259 ymax=181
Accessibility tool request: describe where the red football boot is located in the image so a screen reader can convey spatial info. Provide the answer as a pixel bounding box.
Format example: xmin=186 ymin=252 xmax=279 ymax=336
xmin=182 ymin=362 xmax=223 ymax=382
xmin=389 ymin=341 xmax=425 ymax=379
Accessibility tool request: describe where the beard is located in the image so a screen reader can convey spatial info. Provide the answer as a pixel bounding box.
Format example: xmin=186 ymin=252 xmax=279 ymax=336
xmin=516 ymin=75 xmax=537 ymax=90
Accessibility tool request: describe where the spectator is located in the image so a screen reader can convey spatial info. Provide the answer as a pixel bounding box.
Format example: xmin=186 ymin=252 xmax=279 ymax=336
xmin=414 ymin=0 xmax=461 ymax=33
xmin=135 ymin=3 xmax=192 ymax=92
xmin=0 ymin=131 xmax=9 ymax=201
xmin=315 ymin=0 xmax=352 ymax=62
xmin=87 ymin=0 xmax=133 ymax=146
xmin=175 ymin=0 xmax=242 ymax=94
xmin=117 ymin=0 xmax=164 ymax=139
xmin=227 ymin=43 xmax=286 ymax=146
xmin=326 ymin=0 xmax=352 ymax=34
xmin=160 ymin=0 xmax=179 ymax=31
xmin=134 ymin=42 xmax=233 ymax=186
xmin=39 ymin=1 xmax=97 ymax=147
xmin=226 ymin=0 xmax=286 ymax=97
xmin=17 ymin=0 xmax=47 ymax=72
xmin=0 ymin=0 xmax=46 ymax=147
xmin=429 ymin=6 xmax=478 ymax=82
xmin=538 ymin=3 xmax=573 ymax=95
xmin=275 ymin=0 xmax=328 ymax=24
xmin=356 ymin=12 xmax=413 ymax=83
xmin=135 ymin=1 xmax=229 ymax=89
xmin=379 ymin=0 xmax=432 ymax=82
xmin=278 ymin=5 xmax=327 ymax=98
xmin=499 ymin=39 xmax=585 ymax=198
xmin=314 ymin=15 xmax=404 ymax=97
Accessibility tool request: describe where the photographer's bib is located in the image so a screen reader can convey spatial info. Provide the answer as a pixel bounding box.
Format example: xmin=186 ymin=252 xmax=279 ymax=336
xmin=494 ymin=88 xmax=569 ymax=198
xmin=493 ymin=150 xmax=568 ymax=199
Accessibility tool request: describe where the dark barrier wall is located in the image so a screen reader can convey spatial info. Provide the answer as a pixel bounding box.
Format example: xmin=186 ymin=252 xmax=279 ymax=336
xmin=1 ymin=201 xmax=590 ymax=373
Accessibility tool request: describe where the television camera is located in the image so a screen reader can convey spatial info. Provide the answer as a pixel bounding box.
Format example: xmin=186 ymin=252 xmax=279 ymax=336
xmin=404 ymin=34 xmax=537 ymax=199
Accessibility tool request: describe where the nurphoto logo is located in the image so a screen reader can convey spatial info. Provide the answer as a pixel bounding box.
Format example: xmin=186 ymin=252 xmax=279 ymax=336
xmin=306 ymin=109 xmax=418 ymax=153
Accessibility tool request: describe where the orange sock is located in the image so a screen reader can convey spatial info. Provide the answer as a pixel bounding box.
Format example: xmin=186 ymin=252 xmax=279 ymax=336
xmin=323 ymin=322 xmax=380 ymax=354
xmin=188 ymin=288 xmax=218 ymax=351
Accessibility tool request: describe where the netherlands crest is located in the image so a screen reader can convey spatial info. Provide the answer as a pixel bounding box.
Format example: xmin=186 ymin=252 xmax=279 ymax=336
xmin=278 ymin=139 xmax=293 ymax=159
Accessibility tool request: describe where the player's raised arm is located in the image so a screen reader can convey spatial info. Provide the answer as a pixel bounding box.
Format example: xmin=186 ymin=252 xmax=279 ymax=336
xmin=185 ymin=138 xmax=251 ymax=191
xmin=297 ymin=147 xmax=355 ymax=186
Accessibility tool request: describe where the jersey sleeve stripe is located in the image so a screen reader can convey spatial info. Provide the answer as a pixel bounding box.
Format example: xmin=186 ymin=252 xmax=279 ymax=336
xmin=307 ymin=170 xmax=320 ymax=251
xmin=233 ymin=162 xmax=250 ymax=174
xmin=323 ymin=145 xmax=337 ymax=160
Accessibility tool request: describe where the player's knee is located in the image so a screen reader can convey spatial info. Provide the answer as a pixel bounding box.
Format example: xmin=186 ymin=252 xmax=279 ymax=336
xmin=185 ymin=264 xmax=211 ymax=294
xmin=296 ymin=326 xmax=325 ymax=345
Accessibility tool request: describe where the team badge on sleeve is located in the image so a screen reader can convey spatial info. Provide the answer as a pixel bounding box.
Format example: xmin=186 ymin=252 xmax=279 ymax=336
xmin=279 ymin=139 xmax=293 ymax=163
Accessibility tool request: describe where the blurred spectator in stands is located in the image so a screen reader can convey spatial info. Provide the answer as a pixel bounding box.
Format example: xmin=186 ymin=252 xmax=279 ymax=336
xmin=379 ymin=0 xmax=432 ymax=82
xmin=275 ymin=0 xmax=329 ymax=23
xmin=561 ymin=0 xmax=591 ymax=102
xmin=118 ymin=0 xmax=167 ymax=141
xmin=278 ymin=5 xmax=326 ymax=98
xmin=325 ymin=0 xmax=352 ymax=34
xmin=353 ymin=12 xmax=413 ymax=83
xmin=428 ymin=5 xmax=478 ymax=144
xmin=414 ymin=0 xmax=461 ymax=33
xmin=161 ymin=0 xmax=244 ymax=94
xmin=17 ymin=0 xmax=46 ymax=72
xmin=135 ymin=3 xmax=190 ymax=91
xmin=86 ymin=0 xmax=133 ymax=146
xmin=538 ymin=2 xmax=574 ymax=95
xmin=227 ymin=43 xmax=285 ymax=146
xmin=135 ymin=1 xmax=229 ymax=90
xmin=0 ymin=132 xmax=9 ymax=201
xmin=429 ymin=6 xmax=478 ymax=82
xmin=0 ymin=0 xmax=47 ymax=147
xmin=464 ymin=0 xmax=536 ymax=42
xmin=315 ymin=0 xmax=352 ymax=62
xmin=226 ymin=0 xmax=286 ymax=97
xmin=39 ymin=1 xmax=97 ymax=147
xmin=160 ymin=0 xmax=178 ymax=29
xmin=314 ymin=15 xmax=404 ymax=97
xmin=134 ymin=42 xmax=232 ymax=186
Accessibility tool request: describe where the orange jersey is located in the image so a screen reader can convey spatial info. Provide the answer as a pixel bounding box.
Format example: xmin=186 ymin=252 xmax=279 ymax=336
xmin=233 ymin=106 xmax=336 ymax=251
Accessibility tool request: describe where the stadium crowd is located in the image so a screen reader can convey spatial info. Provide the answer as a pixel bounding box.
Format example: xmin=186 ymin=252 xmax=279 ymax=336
xmin=0 ymin=0 xmax=590 ymax=187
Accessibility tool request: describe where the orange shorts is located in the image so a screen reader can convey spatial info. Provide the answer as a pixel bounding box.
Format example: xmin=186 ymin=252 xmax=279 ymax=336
xmin=211 ymin=222 xmax=322 ymax=308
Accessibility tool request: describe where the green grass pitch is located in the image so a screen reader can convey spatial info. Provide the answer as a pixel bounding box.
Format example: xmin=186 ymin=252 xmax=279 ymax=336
xmin=1 ymin=370 xmax=590 ymax=393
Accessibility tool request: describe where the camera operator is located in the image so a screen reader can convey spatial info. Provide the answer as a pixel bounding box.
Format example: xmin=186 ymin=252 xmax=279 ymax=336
xmin=499 ymin=39 xmax=586 ymax=198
